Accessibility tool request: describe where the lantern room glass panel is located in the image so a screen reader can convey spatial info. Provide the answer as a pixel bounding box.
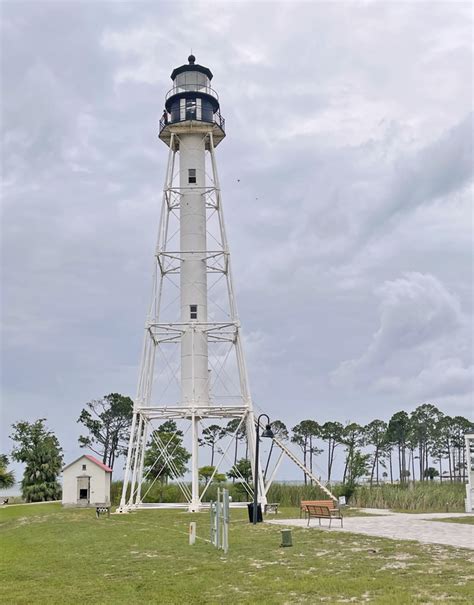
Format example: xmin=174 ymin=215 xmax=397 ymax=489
xmin=175 ymin=71 xmax=209 ymax=93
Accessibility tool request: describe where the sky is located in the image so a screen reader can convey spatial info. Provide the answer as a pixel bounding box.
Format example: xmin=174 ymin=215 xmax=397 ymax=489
xmin=1 ymin=0 xmax=473 ymax=481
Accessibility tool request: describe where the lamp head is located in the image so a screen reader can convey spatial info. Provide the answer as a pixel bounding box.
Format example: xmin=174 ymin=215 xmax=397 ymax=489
xmin=261 ymin=424 xmax=274 ymax=439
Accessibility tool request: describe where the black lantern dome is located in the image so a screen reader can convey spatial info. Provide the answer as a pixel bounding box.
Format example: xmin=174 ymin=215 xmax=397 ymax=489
xmin=159 ymin=56 xmax=225 ymax=146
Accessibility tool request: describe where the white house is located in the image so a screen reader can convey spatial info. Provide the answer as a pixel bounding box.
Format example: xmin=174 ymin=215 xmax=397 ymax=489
xmin=62 ymin=454 xmax=112 ymax=507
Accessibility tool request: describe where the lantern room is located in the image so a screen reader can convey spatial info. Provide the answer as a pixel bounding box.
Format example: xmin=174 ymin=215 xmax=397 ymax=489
xmin=159 ymin=55 xmax=225 ymax=147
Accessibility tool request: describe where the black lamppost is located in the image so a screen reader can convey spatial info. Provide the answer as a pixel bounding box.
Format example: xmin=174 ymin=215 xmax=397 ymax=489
xmin=253 ymin=413 xmax=274 ymax=525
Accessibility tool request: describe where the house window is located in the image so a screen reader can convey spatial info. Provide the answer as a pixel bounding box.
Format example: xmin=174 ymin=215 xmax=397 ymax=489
xmin=82 ymin=464 xmax=87 ymax=471
xmin=190 ymin=304 xmax=198 ymax=319
xmin=188 ymin=169 xmax=196 ymax=184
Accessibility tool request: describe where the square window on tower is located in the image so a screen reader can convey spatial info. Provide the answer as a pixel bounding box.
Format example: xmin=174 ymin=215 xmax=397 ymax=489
xmin=190 ymin=304 xmax=198 ymax=319
xmin=188 ymin=169 xmax=197 ymax=184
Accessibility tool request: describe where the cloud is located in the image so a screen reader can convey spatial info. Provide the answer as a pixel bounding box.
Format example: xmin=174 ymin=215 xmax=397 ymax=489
xmin=1 ymin=1 xmax=472 ymax=469
xmin=332 ymin=272 xmax=472 ymax=402
xmin=410 ymin=358 xmax=473 ymax=399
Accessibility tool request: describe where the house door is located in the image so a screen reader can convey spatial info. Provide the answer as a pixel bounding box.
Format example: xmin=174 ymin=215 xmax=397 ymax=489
xmin=77 ymin=477 xmax=90 ymax=503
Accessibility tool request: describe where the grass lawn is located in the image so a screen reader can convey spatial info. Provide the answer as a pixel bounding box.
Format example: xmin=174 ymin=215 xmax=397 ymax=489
xmin=1 ymin=503 xmax=473 ymax=604
xmin=431 ymin=516 xmax=474 ymax=525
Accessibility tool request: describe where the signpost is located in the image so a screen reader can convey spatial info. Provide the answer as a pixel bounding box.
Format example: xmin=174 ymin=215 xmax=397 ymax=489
xmin=210 ymin=488 xmax=229 ymax=554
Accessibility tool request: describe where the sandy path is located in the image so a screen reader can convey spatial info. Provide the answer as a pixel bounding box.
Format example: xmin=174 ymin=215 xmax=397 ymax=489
xmin=267 ymin=510 xmax=474 ymax=550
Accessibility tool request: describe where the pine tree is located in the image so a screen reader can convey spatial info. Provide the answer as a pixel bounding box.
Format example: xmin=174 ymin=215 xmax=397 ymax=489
xmin=144 ymin=421 xmax=190 ymax=483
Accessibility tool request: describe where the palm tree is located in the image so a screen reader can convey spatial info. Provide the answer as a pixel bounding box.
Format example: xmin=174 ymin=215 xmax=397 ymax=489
xmin=0 ymin=454 xmax=15 ymax=489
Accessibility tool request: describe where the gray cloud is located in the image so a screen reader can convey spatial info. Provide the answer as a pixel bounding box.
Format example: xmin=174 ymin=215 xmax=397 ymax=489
xmin=332 ymin=272 xmax=470 ymax=393
xmin=1 ymin=1 xmax=472 ymax=477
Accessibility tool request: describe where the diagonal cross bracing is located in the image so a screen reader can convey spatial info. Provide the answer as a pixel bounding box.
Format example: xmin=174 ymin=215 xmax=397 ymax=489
xmin=269 ymin=436 xmax=338 ymax=502
xmin=118 ymin=117 xmax=261 ymax=513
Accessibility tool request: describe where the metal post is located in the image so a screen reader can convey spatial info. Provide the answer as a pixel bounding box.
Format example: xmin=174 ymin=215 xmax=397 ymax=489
xmin=223 ymin=488 xmax=229 ymax=554
xmin=119 ymin=411 xmax=137 ymax=510
xmin=210 ymin=501 xmax=216 ymax=545
xmin=253 ymin=413 xmax=273 ymax=523
xmin=190 ymin=412 xmax=200 ymax=512
xmin=216 ymin=491 xmax=221 ymax=550
xmin=136 ymin=421 xmax=148 ymax=505
xmin=253 ymin=422 xmax=260 ymax=525
xmin=128 ymin=415 xmax=144 ymax=506
xmin=189 ymin=522 xmax=196 ymax=545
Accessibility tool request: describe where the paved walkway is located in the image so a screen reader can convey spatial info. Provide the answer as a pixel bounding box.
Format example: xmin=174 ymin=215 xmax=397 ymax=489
xmin=267 ymin=509 xmax=474 ymax=550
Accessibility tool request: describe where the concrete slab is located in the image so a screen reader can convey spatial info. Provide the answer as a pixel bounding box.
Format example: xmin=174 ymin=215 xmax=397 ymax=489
xmin=267 ymin=510 xmax=474 ymax=550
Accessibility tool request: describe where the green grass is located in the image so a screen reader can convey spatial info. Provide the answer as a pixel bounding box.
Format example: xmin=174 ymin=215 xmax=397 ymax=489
xmin=351 ymin=482 xmax=465 ymax=512
xmin=1 ymin=503 xmax=473 ymax=604
xmin=430 ymin=517 xmax=474 ymax=525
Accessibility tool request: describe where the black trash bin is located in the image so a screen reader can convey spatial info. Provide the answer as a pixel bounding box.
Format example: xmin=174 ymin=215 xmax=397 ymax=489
xmin=247 ymin=502 xmax=263 ymax=523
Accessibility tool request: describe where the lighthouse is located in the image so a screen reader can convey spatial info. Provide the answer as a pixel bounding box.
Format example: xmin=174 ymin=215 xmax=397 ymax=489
xmin=119 ymin=56 xmax=262 ymax=512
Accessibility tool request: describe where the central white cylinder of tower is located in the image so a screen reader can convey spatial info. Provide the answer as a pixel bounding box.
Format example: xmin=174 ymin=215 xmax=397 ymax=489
xmin=180 ymin=133 xmax=209 ymax=405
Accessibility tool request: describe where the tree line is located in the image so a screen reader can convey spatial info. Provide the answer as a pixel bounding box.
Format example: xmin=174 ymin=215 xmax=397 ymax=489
xmin=289 ymin=404 xmax=473 ymax=486
xmin=2 ymin=396 xmax=472 ymax=502
xmin=70 ymin=398 xmax=473 ymax=488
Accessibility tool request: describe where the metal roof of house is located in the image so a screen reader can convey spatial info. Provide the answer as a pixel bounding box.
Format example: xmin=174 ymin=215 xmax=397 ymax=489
xmin=62 ymin=454 xmax=113 ymax=473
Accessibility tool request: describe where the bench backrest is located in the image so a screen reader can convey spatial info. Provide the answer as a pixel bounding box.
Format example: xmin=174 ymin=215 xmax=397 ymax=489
xmin=306 ymin=504 xmax=332 ymax=517
xmin=300 ymin=499 xmax=336 ymax=510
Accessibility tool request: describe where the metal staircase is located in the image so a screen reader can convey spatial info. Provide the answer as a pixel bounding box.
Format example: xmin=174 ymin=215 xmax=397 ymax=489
xmin=271 ymin=436 xmax=338 ymax=502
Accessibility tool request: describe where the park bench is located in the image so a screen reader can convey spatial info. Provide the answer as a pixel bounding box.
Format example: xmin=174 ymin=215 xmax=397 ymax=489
xmin=95 ymin=506 xmax=110 ymax=519
xmin=305 ymin=503 xmax=343 ymax=528
xmin=300 ymin=499 xmax=337 ymax=519
xmin=264 ymin=503 xmax=279 ymax=514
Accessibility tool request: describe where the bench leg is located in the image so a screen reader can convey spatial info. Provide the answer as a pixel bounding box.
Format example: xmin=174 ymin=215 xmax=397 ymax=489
xmin=307 ymin=516 xmax=310 ymax=527
xmin=318 ymin=518 xmax=321 ymax=527
xmin=329 ymin=517 xmax=332 ymax=529
xmin=341 ymin=517 xmax=343 ymax=528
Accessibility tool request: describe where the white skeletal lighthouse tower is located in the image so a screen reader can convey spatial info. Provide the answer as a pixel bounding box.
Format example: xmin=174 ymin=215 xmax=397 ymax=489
xmin=119 ymin=56 xmax=261 ymax=512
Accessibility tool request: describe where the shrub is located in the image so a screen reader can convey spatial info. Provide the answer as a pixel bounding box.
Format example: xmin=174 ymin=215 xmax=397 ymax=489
xmin=350 ymin=482 xmax=465 ymax=512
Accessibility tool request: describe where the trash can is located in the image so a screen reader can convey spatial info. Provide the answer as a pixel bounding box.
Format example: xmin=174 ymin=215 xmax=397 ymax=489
xmin=247 ymin=502 xmax=263 ymax=523
xmin=280 ymin=529 xmax=292 ymax=547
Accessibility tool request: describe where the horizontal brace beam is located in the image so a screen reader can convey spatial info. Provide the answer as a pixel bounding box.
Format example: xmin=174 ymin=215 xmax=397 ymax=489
xmin=134 ymin=406 xmax=249 ymax=419
xmin=157 ymin=267 xmax=226 ymax=275
xmin=208 ymin=335 xmax=237 ymax=343
xmin=156 ymin=250 xmax=226 ymax=258
xmin=151 ymin=336 xmax=181 ymax=344
xmin=148 ymin=321 xmax=239 ymax=329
